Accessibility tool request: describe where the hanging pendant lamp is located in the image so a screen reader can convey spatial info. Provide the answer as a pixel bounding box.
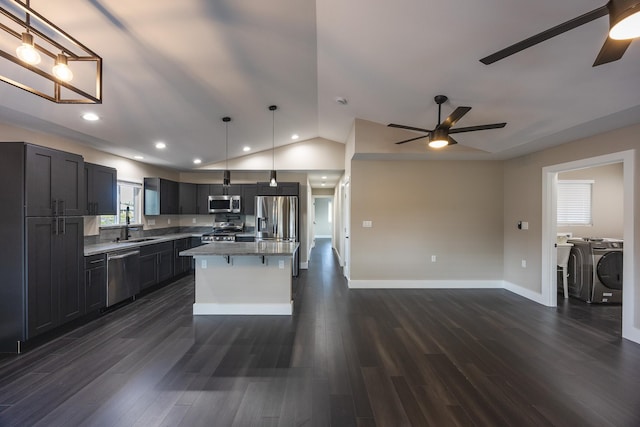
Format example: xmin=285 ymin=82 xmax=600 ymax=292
xmin=269 ymin=105 xmax=278 ymax=187
xmin=222 ymin=116 xmax=231 ymax=187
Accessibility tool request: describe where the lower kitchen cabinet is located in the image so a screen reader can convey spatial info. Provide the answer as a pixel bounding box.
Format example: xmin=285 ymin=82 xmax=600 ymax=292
xmin=84 ymin=254 xmax=106 ymax=312
xmin=26 ymin=216 xmax=84 ymax=338
xmin=140 ymin=242 xmax=174 ymax=290
xmin=173 ymin=238 xmax=191 ymax=276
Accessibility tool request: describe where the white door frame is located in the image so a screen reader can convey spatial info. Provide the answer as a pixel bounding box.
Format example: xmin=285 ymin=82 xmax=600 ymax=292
xmin=312 ymin=195 xmax=334 ymax=239
xmin=541 ymin=149 xmax=637 ymax=343
xmin=343 ymin=179 xmax=351 ymax=280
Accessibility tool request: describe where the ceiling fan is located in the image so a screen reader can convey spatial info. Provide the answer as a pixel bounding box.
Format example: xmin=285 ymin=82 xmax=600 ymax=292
xmin=480 ymin=0 xmax=640 ymax=67
xmin=388 ymin=95 xmax=507 ymax=148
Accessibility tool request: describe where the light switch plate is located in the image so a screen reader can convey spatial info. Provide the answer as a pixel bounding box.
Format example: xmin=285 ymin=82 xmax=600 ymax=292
xmin=201 ymin=259 xmax=207 ymax=269
xmin=278 ymin=260 xmax=285 ymax=269
xmin=362 ymin=220 xmax=372 ymax=228
xmin=148 ymin=219 xmax=155 ymax=226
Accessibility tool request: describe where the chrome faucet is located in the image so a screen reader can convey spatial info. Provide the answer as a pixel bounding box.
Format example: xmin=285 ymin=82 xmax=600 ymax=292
xmin=124 ymin=206 xmax=131 ymax=240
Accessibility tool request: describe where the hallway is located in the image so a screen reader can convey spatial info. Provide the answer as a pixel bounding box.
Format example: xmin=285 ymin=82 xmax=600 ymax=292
xmin=1 ymin=238 xmax=639 ymax=426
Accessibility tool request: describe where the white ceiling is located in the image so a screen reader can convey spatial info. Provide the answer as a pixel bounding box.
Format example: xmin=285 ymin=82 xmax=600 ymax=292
xmin=1 ymin=0 xmax=639 ymax=188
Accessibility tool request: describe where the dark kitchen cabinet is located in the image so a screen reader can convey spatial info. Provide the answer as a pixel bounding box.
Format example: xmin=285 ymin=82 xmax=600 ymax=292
xmin=144 ymin=177 xmax=179 ymax=215
xmin=179 ymin=182 xmax=197 ymax=214
xmin=241 ymin=184 xmax=257 ymax=215
xmin=1 ymin=143 xmax=86 ymax=353
xmin=84 ymin=254 xmax=106 ymax=312
xmin=257 ymin=182 xmax=299 ymax=196
xmin=25 ymin=144 xmax=85 ymax=217
xmin=196 ymin=184 xmax=211 ymax=214
xmin=85 ymin=162 xmax=117 ymax=215
xmin=140 ymin=242 xmax=174 ymax=289
xmin=173 ymin=238 xmax=192 ymax=275
xmin=26 ymin=216 xmax=84 ymax=338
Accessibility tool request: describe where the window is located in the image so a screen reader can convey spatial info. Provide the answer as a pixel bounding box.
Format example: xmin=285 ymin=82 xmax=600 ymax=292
xmin=100 ymin=181 xmax=142 ymax=226
xmin=557 ymin=180 xmax=593 ymax=225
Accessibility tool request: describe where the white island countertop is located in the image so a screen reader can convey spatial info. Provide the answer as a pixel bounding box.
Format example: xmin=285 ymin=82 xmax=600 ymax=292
xmin=180 ymin=241 xmax=299 ymax=257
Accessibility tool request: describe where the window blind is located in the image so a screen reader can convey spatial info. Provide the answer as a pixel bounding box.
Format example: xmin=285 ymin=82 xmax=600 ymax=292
xmin=557 ymin=180 xmax=593 ymax=225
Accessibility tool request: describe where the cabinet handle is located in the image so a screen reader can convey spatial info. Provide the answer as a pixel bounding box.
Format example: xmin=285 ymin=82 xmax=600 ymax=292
xmin=88 ymin=259 xmax=104 ymax=264
xmin=52 ymin=199 xmax=58 ymax=216
xmin=60 ymin=217 xmax=66 ymax=235
xmin=53 ymin=218 xmax=58 ymax=235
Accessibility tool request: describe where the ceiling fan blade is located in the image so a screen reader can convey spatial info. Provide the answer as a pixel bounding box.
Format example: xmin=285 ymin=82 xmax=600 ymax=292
xmin=449 ymin=123 xmax=507 ymax=134
xmin=440 ymin=106 xmax=471 ymax=129
xmin=395 ymin=134 xmax=430 ymax=145
xmin=593 ymin=37 xmax=632 ymax=66
xmin=479 ymin=5 xmax=609 ymax=65
xmin=388 ymin=123 xmax=433 ymax=133
xmin=447 ymin=136 xmax=459 ymax=146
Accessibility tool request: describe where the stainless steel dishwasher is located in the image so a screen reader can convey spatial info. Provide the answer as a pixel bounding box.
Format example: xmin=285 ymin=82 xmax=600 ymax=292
xmin=106 ymin=249 xmax=140 ymax=307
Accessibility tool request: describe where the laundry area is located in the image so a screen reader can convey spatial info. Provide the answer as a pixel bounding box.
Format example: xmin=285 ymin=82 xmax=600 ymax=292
xmin=556 ymin=163 xmax=624 ymax=310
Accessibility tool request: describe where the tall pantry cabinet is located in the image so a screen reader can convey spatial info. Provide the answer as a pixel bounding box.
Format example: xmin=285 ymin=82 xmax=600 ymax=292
xmin=0 ymin=143 xmax=85 ymax=353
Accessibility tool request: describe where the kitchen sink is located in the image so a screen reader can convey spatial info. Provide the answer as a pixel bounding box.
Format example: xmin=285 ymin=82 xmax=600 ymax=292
xmin=118 ymin=237 xmax=159 ymax=243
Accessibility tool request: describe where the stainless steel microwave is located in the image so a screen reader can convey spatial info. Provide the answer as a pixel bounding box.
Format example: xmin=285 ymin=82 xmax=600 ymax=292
xmin=208 ymin=195 xmax=241 ymax=213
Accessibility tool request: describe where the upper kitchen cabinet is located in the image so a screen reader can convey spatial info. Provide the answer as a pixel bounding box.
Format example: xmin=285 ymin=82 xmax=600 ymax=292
xmin=25 ymin=144 xmax=85 ymax=217
xmin=256 ymin=182 xmax=299 ymax=196
xmin=85 ymin=162 xmax=117 ymax=215
xmin=178 ymin=182 xmax=197 ymax=214
xmin=196 ymin=184 xmax=210 ymax=214
xmin=144 ymin=177 xmax=179 ymax=215
xmin=241 ymin=184 xmax=257 ymax=215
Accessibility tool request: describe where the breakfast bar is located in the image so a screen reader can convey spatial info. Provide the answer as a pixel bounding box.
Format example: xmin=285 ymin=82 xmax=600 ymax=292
xmin=180 ymin=241 xmax=299 ymax=315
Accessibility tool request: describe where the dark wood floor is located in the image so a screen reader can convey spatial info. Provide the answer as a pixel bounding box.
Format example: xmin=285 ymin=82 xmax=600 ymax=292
xmin=1 ymin=238 xmax=639 ymax=426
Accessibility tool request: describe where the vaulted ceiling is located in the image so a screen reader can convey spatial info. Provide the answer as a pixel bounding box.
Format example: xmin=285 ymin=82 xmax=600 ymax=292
xmin=1 ymin=0 xmax=639 ymax=173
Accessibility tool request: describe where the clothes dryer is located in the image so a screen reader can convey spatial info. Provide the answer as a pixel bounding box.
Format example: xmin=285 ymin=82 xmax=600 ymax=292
xmin=566 ymin=239 xmax=623 ymax=303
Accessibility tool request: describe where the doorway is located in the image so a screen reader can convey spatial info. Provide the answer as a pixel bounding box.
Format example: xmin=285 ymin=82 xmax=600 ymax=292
xmin=541 ymin=150 xmax=637 ymax=343
xmin=313 ymin=196 xmax=333 ymax=238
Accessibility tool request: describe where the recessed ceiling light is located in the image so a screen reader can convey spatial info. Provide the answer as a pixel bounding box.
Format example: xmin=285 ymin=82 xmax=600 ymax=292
xmin=155 ymin=142 xmax=166 ymax=149
xmin=291 ymin=134 xmax=299 ymax=140
xmin=193 ymin=158 xmax=202 ymax=164
xmin=243 ymin=146 xmax=251 ymax=152
xmin=82 ymin=112 xmax=99 ymax=121
xmin=134 ymin=155 xmax=144 ymax=160
xmin=321 ymin=182 xmax=326 ymax=186
xmin=321 ymin=176 xmax=327 ymax=179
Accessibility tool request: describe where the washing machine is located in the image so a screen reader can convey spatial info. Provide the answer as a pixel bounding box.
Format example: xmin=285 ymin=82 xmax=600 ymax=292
xmin=566 ymin=238 xmax=623 ymax=303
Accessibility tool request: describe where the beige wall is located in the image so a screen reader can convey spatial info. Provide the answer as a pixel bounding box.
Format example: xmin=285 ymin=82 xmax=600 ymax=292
xmin=349 ymin=160 xmax=504 ymax=281
xmin=558 ymin=163 xmax=623 ymax=239
xmin=503 ymin=123 xmax=639 ymax=295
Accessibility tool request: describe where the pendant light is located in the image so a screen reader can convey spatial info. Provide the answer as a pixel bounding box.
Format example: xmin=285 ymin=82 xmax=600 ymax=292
xmin=222 ymin=116 xmax=231 ymax=187
xmin=608 ymin=1 xmax=640 ymax=40
xmin=269 ymin=105 xmax=278 ymax=187
xmin=16 ymin=32 xmax=41 ymax=65
xmin=52 ymin=54 xmax=73 ymax=82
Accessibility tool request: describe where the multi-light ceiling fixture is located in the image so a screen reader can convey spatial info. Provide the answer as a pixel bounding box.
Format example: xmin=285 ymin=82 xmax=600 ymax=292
xmin=0 ymin=0 xmax=102 ymax=103
xmin=269 ymin=105 xmax=278 ymax=187
xmin=222 ymin=116 xmax=231 ymax=187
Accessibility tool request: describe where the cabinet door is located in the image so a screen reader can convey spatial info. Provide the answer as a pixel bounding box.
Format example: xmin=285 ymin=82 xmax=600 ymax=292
xmin=139 ymin=253 xmax=158 ymax=289
xmin=208 ymin=184 xmax=224 ymax=196
xmin=26 ymin=217 xmax=58 ymax=338
xmin=57 ymin=153 xmax=85 ymax=216
xmin=58 ymin=217 xmax=85 ymax=322
xmin=196 ymin=184 xmax=211 ymax=214
xmin=241 ymin=184 xmax=257 ymax=215
xmin=87 ymin=163 xmax=117 ymax=215
xmin=25 ymin=145 xmax=55 ymax=217
xmin=158 ymin=250 xmax=174 ymax=282
xmin=85 ymin=255 xmax=106 ymax=312
xmin=179 ymin=183 xmax=197 ymax=214
xmin=173 ymin=239 xmax=190 ymax=275
xmin=256 ymin=182 xmax=277 ymax=196
xmin=160 ymin=179 xmax=179 ymax=214
xmin=277 ymin=182 xmax=299 ymax=196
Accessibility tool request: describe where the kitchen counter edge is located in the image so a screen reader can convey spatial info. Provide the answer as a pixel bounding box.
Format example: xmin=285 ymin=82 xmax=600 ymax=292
xmin=84 ymin=233 xmax=202 ymax=256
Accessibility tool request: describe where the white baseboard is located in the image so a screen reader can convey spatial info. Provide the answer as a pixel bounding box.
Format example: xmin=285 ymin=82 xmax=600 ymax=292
xmin=347 ymin=279 xmax=503 ymax=289
xmin=300 ymin=261 xmax=308 ymax=269
xmin=193 ymin=302 xmax=292 ymax=315
xmin=502 ymin=281 xmax=548 ymax=305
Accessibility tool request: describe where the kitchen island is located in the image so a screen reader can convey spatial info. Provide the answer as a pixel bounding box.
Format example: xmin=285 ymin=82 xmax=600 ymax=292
xmin=180 ymin=241 xmax=299 ymax=315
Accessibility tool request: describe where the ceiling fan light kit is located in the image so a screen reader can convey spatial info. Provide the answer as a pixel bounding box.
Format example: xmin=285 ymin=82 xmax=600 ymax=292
xmin=609 ymin=1 xmax=640 ymax=39
xmin=480 ymin=0 xmax=640 ymax=67
xmin=389 ymin=94 xmax=506 ymax=149
xmin=0 ymin=0 xmax=102 ymax=103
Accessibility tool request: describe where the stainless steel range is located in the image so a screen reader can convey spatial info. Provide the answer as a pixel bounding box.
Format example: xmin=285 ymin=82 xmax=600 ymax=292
xmin=201 ymin=221 xmax=244 ymax=243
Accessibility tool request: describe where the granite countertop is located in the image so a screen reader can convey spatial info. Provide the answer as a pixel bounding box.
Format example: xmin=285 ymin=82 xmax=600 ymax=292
xmin=180 ymin=241 xmax=299 ymax=257
xmin=84 ymin=233 xmax=202 ymax=256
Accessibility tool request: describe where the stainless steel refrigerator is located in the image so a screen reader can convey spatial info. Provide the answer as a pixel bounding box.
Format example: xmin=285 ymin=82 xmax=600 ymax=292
xmin=255 ymin=195 xmax=299 ymax=276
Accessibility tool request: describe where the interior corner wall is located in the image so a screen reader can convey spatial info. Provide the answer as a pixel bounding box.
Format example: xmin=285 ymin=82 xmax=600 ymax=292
xmin=349 ymin=159 xmax=504 ymax=285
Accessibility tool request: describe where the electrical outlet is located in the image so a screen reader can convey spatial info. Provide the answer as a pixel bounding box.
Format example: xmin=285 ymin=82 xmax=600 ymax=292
xmin=148 ymin=219 xmax=155 ymax=226
xmin=521 ymin=259 xmax=527 ymax=268
xmin=278 ymin=260 xmax=285 ymax=269
xmin=192 ymin=218 xmax=196 ymax=224
xmin=201 ymin=259 xmax=207 ymax=269
xmin=168 ymin=218 xmax=171 ymax=224
xmin=431 ymin=255 xmax=437 ymax=262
